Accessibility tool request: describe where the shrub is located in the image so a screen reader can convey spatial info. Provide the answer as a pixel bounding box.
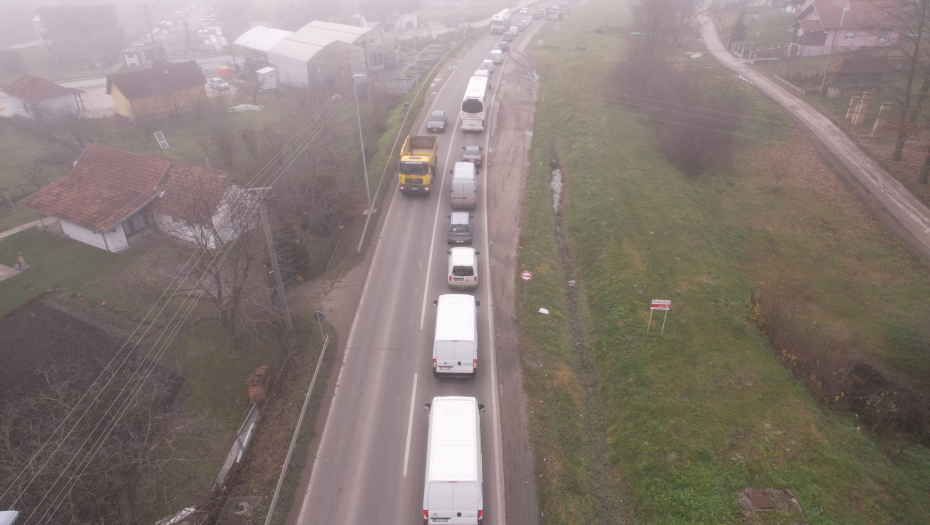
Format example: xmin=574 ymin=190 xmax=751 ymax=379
xmin=749 ymin=284 xmax=930 ymax=442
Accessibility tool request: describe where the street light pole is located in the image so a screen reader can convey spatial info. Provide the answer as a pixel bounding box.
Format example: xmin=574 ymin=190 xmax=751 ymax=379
xmin=352 ymin=74 xmax=372 ymax=209
xmin=821 ymin=6 xmax=849 ymax=94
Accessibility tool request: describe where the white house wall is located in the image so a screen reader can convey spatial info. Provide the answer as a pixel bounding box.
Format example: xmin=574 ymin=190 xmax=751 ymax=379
xmin=9 ymin=93 xmax=78 ymax=119
xmin=60 ymin=219 xmax=129 ymax=252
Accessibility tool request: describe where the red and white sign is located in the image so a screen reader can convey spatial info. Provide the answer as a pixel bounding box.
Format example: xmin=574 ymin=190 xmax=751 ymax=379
xmin=521 ymin=271 xmax=533 ymax=282
xmin=650 ymin=300 xmax=671 ymax=311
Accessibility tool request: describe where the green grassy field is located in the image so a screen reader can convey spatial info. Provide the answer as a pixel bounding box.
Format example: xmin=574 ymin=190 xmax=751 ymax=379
xmin=519 ymin=1 xmax=930 ymax=523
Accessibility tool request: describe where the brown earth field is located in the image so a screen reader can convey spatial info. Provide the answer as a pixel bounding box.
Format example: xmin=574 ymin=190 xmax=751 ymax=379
xmin=0 ymin=292 xmax=133 ymax=404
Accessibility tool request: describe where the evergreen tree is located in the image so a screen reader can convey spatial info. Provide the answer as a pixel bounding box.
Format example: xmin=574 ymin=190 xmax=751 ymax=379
xmin=730 ymin=15 xmax=748 ymax=42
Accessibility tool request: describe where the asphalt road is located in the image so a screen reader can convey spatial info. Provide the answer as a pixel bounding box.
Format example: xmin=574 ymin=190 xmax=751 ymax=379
xmin=292 ymin=23 xmax=540 ymax=525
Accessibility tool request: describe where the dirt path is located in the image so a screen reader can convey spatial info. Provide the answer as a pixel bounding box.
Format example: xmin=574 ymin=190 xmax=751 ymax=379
xmin=701 ymin=18 xmax=930 ymax=264
xmin=487 ymin=22 xmax=544 ymax=525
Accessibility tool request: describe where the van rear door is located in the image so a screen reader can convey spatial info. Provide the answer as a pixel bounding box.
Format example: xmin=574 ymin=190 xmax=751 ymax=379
xmin=425 ymin=482 xmax=480 ymax=524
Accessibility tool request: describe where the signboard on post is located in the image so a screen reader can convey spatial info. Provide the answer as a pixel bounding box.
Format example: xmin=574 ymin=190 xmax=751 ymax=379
xmin=647 ymin=300 xmax=671 ymax=334
xmin=521 ymin=271 xmax=532 ymax=305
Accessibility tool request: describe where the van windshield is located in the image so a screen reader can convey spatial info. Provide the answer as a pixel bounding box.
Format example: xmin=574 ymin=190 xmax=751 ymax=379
xmin=450 ymin=224 xmax=469 ymax=233
xmin=400 ymin=161 xmax=430 ymax=175
xmin=462 ymin=99 xmax=484 ymax=114
xmin=453 ymin=266 xmax=474 ymax=276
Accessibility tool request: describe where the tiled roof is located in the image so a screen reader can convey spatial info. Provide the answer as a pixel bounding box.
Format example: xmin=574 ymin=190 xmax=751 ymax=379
xmin=150 ymin=165 xmax=230 ymax=226
xmin=799 ymin=1 xmax=889 ymax=30
xmin=36 ymin=5 xmax=119 ymax=29
xmin=18 ymin=144 xmax=228 ymax=232
xmin=107 ymin=61 xmax=206 ymax=100
xmin=1 ymin=74 xmax=82 ymax=101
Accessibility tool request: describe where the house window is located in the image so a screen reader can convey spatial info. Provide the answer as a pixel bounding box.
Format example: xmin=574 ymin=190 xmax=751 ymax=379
xmin=845 ymin=31 xmax=855 ymax=41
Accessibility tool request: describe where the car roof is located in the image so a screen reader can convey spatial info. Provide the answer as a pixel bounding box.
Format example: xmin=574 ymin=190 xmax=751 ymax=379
xmin=429 ymin=110 xmax=444 ymax=117
xmin=451 ymin=211 xmax=470 ymax=222
xmin=465 ymin=145 xmax=480 ymax=152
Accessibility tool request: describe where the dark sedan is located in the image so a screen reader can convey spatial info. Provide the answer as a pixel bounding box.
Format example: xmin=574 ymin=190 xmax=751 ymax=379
xmin=427 ymin=110 xmax=447 ymax=133
xmin=462 ymin=145 xmax=483 ymax=166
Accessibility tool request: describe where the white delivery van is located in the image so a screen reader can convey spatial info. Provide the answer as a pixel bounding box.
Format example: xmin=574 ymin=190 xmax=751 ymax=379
xmin=423 ymin=396 xmax=484 ymax=524
xmin=448 ymin=247 xmax=479 ymax=290
xmin=510 ymin=26 xmax=519 ymax=37
xmin=450 ymin=162 xmax=477 ymax=209
xmin=432 ymin=294 xmax=479 ymax=377
xmin=490 ymin=49 xmax=503 ymax=64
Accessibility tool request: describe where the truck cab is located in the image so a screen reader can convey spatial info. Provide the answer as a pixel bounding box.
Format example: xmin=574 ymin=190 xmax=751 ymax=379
xmin=399 ymin=135 xmax=439 ymax=194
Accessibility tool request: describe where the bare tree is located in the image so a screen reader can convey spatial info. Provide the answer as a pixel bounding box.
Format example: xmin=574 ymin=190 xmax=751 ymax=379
xmin=667 ymin=0 xmax=706 ymax=46
xmin=237 ymin=72 xmax=262 ymax=104
xmin=867 ymin=0 xmax=930 ymax=164
xmin=158 ymin=88 xmax=205 ymax=124
xmin=0 ymin=359 xmax=220 ymax=525
xmin=629 ymin=0 xmax=672 ymax=63
xmin=55 ymin=107 xmax=99 ymax=147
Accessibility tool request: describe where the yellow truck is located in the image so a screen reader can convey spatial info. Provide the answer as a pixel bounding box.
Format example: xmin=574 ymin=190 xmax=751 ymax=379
xmin=398 ymin=135 xmax=438 ymax=194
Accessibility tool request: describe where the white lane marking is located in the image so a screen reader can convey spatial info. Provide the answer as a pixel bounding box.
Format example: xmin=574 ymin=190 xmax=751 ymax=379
xmin=419 ymin=124 xmax=459 ymax=330
xmin=403 ymin=372 xmax=419 ymax=477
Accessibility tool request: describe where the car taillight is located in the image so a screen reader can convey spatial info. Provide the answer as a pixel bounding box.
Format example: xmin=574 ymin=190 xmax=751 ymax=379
xmin=460 ymin=119 xmax=463 ymax=126
xmin=432 ymin=359 xmax=437 ymax=371
xmin=478 ymin=510 xmax=483 ymax=523
xmin=463 ymin=156 xmax=467 ymax=161
xmin=473 ymin=359 xmax=477 ymax=370
xmin=449 ymin=276 xmax=452 ymax=282
xmin=478 ymin=157 xmax=482 ymax=162
xmin=423 ymin=510 xmax=429 ymax=523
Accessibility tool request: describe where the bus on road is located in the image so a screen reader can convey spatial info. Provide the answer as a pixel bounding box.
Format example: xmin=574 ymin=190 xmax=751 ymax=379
xmin=460 ymin=74 xmax=489 ymax=132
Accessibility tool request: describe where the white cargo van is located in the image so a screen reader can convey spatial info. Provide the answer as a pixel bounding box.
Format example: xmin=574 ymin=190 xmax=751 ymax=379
xmin=510 ymin=26 xmax=519 ymax=37
xmin=490 ymin=49 xmax=502 ymax=64
xmin=423 ymin=396 xmax=484 ymax=524
xmin=432 ymin=294 xmax=479 ymax=377
xmin=448 ymin=247 xmax=479 ymax=290
xmin=450 ymin=162 xmax=477 ymax=209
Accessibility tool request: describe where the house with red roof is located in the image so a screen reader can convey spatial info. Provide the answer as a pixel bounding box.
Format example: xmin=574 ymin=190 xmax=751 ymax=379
xmin=788 ymin=1 xmax=895 ymax=57
xmin=18 ymin=144 xmax=251 ymax=253
xmin=1 ymin=74 xmax=85 ymax=120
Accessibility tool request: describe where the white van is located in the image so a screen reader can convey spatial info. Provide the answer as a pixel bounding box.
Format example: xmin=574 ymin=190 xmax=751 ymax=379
xmin=448 ymin=247 xmax=479 ymax=290
xmin=432 ymin=294 xmax=479 ymax=377
xmin=489 ymin=49 xmax=502 ymax=64
xmin=423 ymin=396 xmax=483 ymax=524
xmin=450 ymin=162 xmax=477 ymax=209
xmin=510 ymin=26 xmax=519 ymax=37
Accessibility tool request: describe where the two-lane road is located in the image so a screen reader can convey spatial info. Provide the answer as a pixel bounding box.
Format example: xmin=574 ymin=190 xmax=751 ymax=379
xmin=295 ymin=28 xmax=523 ymax=525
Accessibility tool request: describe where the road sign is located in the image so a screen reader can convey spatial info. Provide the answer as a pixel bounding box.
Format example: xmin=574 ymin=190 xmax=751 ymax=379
xmin=313 ymin=311 xmax=325 ymax=322
xmin=650 ymin=300 xmax=671 ymax=311
xmin=521 ymin=271 xmax=532 ymax=281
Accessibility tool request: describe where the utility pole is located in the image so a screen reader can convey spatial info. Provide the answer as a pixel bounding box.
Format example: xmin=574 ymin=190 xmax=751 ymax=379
xmin=258 ymin=198 xmax=294 ymax=333
xmin=136 ymin=5 xmax=160 ymax=59
xmin=352 ymin=74 xmax=372 ymax=209
xmin=821 ymin=6 xmax=849 ymax=95
xmin=183 ymin=19 xmax=191 ymax=58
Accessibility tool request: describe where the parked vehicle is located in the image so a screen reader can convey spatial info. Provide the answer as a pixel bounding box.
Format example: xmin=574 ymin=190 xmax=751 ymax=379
xmin=431 ymin=296 xmax=480 ymax=377
xmin=398 ymin=135 xmax=438 ymax=194
xmin=462 ymin=145 xmax=483 ymax=166
xmin=479 ymin=59 xmax=494 ymax=74
xmin=450 ymin=162 xmax=477 ymax=209
xmin=490 ymin=49 xmax=502 ymax=64
xmin=422 ymin=396 xmax=484 ymax=523
xmin=208 ymin=77 xmax=229 ymax=90
xmin=447 ymin=211 xmax=473 ymax=244
xmin=427 ymin=110 xmax=447 ymax=133
xmin=447 ymin=247 xmax=479 ymax=290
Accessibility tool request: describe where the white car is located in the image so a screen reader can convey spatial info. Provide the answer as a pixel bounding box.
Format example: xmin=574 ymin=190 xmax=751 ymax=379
xmin=208 ymin=77 xmax=229 ymax=90
xmin=479 ymin=59 xmax=495 ymax=74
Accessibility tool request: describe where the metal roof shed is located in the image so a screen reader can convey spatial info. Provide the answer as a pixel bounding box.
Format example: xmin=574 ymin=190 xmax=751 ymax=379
xmin=233 ymin=26 xmax=293 ymax=54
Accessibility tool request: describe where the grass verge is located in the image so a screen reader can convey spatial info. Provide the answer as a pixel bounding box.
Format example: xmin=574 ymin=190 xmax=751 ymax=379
xmin=519 ymin=1 xmax=930 ymax=523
